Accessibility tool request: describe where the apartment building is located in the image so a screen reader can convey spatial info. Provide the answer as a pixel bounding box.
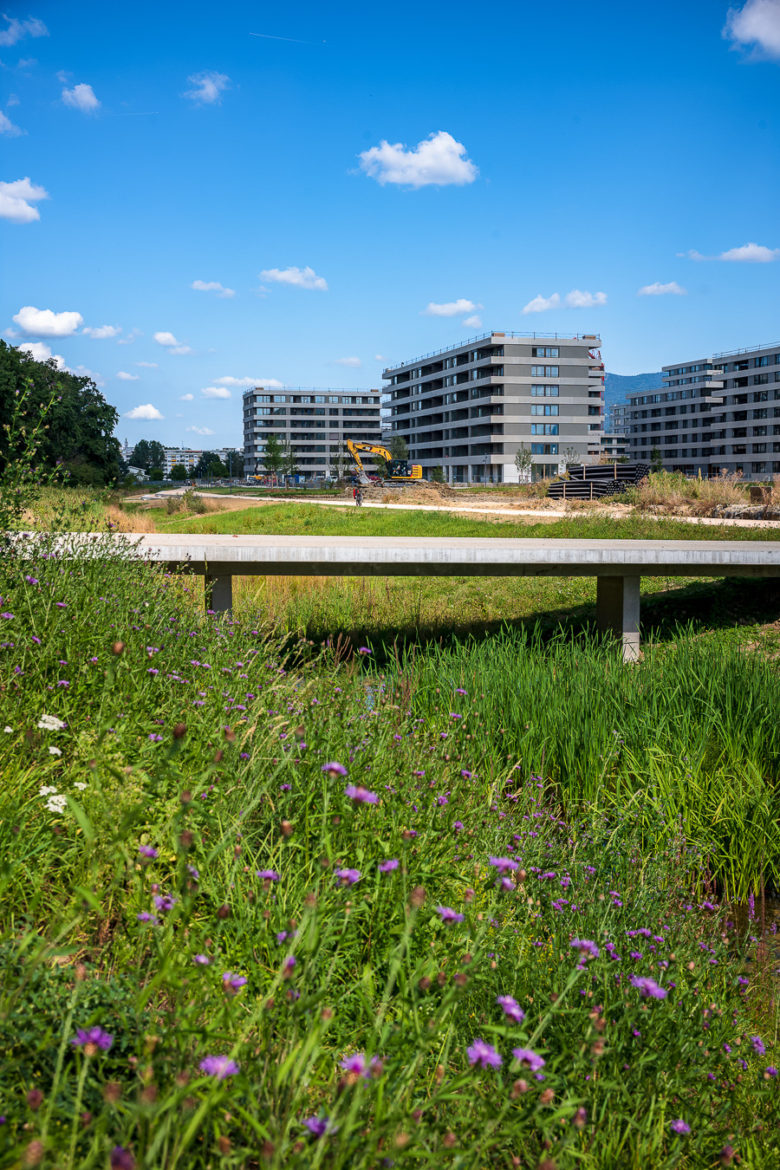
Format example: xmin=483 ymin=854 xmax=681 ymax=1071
xmin=242 ymin=387 xmax=382 ymax=478
xmin=601 ymin=432 xmax=628 ymax=460
xmin=383 ymin=332 xmax=604 ymax=483
xmin=162 ymin=447 xmax=241 ymax=475
xmin=624 ymin=342 xmax=780 ymax=480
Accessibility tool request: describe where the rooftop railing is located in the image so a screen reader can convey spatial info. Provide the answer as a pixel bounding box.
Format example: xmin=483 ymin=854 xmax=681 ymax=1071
xmin=383 ymin=332 xmax=601 ymax=372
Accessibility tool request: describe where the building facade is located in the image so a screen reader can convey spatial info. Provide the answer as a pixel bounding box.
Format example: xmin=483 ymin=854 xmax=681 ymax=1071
xmin=242 ymin=387 xmax=382 ymax=479
xmin=601 ymin=432 xmax=629 ymax=460
xmin=624 ymin=342 xmax=780 ymax=480
xmin=383 ymin=332 xmax=604 ymax=483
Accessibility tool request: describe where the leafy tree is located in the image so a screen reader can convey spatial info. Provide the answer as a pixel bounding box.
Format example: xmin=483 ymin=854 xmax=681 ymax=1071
xmin=131 ymin=440 xmax=165 ymax=472
xmin=389 ymin=436 xmax=409 ymax=460
xmin=148 ymin=467 xmax=164 ymax=482
xmin=650 ymin=447 xmax=664 ymax=473
xmin=170 ymin=463 xmax=188 ymax=481
xmin=0 ymin=341 xmax=122 ymax=484
xmin=260 ymin=433 xmax=285 ymax=479
xmin=194 ymin=452 xmax=227 ymax=478
xmin=430 ymin=466 xmax=445 ymax=483
xmin=221 ymin=449 xmax=243 ymax=477
xmin=281 ymin=441 xmax=299 ymax=481
xmin=330 ymin=442 xmax=349 ymax=481
xmin=514 ymin=444 xmax=533 ymax=482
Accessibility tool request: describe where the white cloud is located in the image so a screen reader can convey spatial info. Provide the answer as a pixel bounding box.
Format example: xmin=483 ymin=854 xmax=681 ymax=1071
xmin=0 ymin=177 xmax=48 ymax=223
xmin=564 ymin=289 xmax=607 ymax=308
xmin=462 ymin=314 xmax=482 ymax=328
xmin=333 ymin=356 xmax=362 ymax=368
xmin=136 ymin=360 xmax=158 ymax=368
xmin=0 ymin=15 xmax=48 ymax=47
xmin=214 ymin=375 xmax=283 ymax=388
xmin=154 ymin=330 xmax=192 ymax=353
xmin=73 ymin=365 xmax=105 ymax=386
xmin=0 ymin=110 xmax=23 ymax=136
xmin=124 ymin=404 xmax=164 ymax=420
xmin=522 ymin=293 xmax=561 ymax=314
xmin=83 ymin=324 xmax=122 ymax=338
xmin=374 ymin=354 xmax=385 ymax=362
xmin=117 ymin=327 xmax=142 ymax=345
xmin=13 ymin=305 xmax=83 ymax=337
xmin=187 ymin=425 xmax=215 ymax=435
xmin=359 ymin=130 xmax=478 ymax=188
xmin=183 ymin=71 xmax=230 ymax=104
xmin=259 ymin=265 xmax=328 ymax=291
xmin=116 ymin=371 xmax=139 ymax=381
xmin=62 ymin=83 xmax=100 ymax=113
xmin=179 ymin=393 xmax=194 ymax=401
xmin=422 ymin=298 xmax=482 ymax=317
xmin=201 ymin=386 xmax=232 ymax=398
xmin=637 ymin=281 xmax=687 ymax=296
xmin=724 ymin=0 xmax=780 ymax=58
xmin=682 ymin=241 xmax=780 ymax=262
xmin=17 ymin=341 xmax=65 ymax=368
xmin=191 ymin=279 xmax=235 ymax=298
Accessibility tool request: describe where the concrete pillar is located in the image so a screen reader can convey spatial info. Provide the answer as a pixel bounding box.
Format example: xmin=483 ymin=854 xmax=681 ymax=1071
xmin=596 ymin=575 xmax=640 ymax=662
xmin=205 ymin=573 xmax=233 ymax=615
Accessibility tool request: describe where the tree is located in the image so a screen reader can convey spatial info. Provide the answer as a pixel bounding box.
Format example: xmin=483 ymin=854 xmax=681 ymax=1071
xmin=562 ymin=448 xmax=580 ymax=470
xmin=221 ymin=449 xmax=242 ymax=477
xmin=148 ymin=467 xmax=164 ymax=482
xmin=260 ymin=433 xmax=285 ymax=479
xmin=330 ymin=442 xmax=349 ymax=482
xmin=389 ymin=436 xmax=409 ymax=460
xmin=0 ymin=341 xmax=122 ymax=484
xmin=430 ymin=466 xmax=445 ymax=483
xmin=650 ymin=447 xmax=664 ymax=473
xmin=170 ymin=463 xmax=188 ymax=481
xmin=281 ymin=441 xmax=299 ymax=481
xmin=131 ymin=439 xmax=165 ymax=472
xmin=514 ymin=444 xmax=533 ymax=483
xmin=194 ymin=451 xmax=227 ymax=478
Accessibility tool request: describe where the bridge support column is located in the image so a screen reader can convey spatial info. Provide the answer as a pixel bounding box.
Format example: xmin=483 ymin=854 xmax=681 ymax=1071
xmin=205 ymin=574 xmax=233 ymax=615
xmin=597 ymin=575 xmax=640 ymax=662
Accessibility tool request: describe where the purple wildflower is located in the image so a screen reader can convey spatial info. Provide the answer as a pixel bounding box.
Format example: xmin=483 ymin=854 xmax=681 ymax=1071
xmin=199 ymin=1055 xmax=239 ymax=1079
xmin=488 ymin=856 xmax=519 ymax=874
xmin=766 ymin=1067 xmax=778 ymax=1077
xmin=136 ymin=912 xmax=159 ymax=924
xmin=358 ymin=646 xmax=372 ymax=654
xmin=345 ymin=784 xmax=379 ymax=804
xmin=152 ymin=894 xmax=176 ymax=913
xmin=71 ymin=1026 xmax=113 ymax=1052
xmin=256 ymin=869 xmax=280 ymax=882
xmin=335 ymin=867 xmax=361 ymax=886
xmin=496 ymin=995 xmax=526 ymax=1024
xmin=339 ymin=1052 xmax=368 ymax=1075
xmin=436 ymin=905 xmax=465 ymax=924
xmin=630 ymin=975 xmax=667 ymax=999
xmin=138 ymin=845 xmax=158 ymax=859
xmin=467 ymin=1039 xmax=502 ymax=1069
xmin=751 ymin=1036 xmax=766 ymax=1056
xmin=670 ymin=1119 xmax=691 ymax=1135
xmin=571 ymin=938 xmax=600 ymax=960
xmin=322 ymin=761 xmax=347 ymax=776
xmin=193 ymin=954 xmax=211 ymax=966
xmin=453 ymin=821 xmax=464 ymax=832
xmin=222 ymin=972 xmax=247 ymax=993
xmin=110 ymin=1147 xmax=135 ymax=1170
xmin=512 ymin=1047 xmax=545 ymax=1072
xmin=303 ymin=1116 xmax=332 ymax=1137
xmin=378 ymin=858 xmax=399 ymax=872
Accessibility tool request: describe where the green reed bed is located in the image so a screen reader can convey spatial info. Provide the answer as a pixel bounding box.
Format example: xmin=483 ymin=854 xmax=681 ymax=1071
xmin=1 ymin=541 xmax=778 ymax=1169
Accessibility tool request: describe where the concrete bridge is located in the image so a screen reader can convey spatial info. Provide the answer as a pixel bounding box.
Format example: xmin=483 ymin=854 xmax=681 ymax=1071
xmin=124 ymin=533 xmax=780 ymax=661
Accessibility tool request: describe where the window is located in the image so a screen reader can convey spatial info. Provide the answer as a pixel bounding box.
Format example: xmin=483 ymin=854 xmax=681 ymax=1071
xmin=532 ymin=346 xmax=559 ymax=358
xmin=531 ymin=443 xmax=559 ymax=455
xmin=531 ymin=365 xmax=559 ymax=378
xmin=531 ymin=403 xmax=559 ymax=416
xmin=531 ymin=385 xmax=559 ymax=397
xmin=531 ymin=423 xmax=559 ymax=435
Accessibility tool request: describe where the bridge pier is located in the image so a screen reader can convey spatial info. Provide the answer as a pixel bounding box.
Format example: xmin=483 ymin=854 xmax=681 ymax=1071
xmin=205 ymin=573 xmax=233 ymax=615
xmin=596 ymin=575 xmax=640 ymax=661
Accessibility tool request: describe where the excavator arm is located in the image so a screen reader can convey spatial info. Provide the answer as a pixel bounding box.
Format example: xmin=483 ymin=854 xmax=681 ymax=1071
xmin=346 ymin=438 xmax=423 ymax=483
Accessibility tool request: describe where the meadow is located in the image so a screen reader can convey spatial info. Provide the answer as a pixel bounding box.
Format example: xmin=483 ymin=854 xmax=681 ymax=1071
xmin=1 ymin=492 xmax=779 ymax=1168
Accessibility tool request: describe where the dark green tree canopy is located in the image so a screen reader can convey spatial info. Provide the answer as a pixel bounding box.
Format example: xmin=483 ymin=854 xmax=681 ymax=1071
xmin=131 ymin=439 xmax=165 ymax=471
xmin=0 ymin=341 xmax=122 ymax=484
xmin=194 ymin=451 xmax=227 ymax=478
xmin=260 ymin=433 xmax=285 ymax=476
xmin=169 ymin=463 xmax=188 ymax=481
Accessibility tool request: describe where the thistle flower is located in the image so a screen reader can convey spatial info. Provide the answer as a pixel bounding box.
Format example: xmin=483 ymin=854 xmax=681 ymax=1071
xmin=467 ymin=1039 xmax=502 ymax=1069
xmin=71 ymin=1026 xmax=113 ymax=1053
xmin=751 ymin=1036 xmax=766 ymax=1056
xmin=670 ymin=1119 xmax=691 ymax=1135
xmin=378 ymin=858 xmax=399 ymax=872
xmin=571 ymin=938 xmax=600 ymax=961
xmin=630 ymin=975 xmax=667 ymax=999
xmin=322 ymin=761 xmax=347 ymax=776
xmin=345 ymin=784 xmax=379 ymax=804
xmin=488 ymin=856 xmax=518 ymax=874
xmin=152 ymin=894 xmax=176 ymax=913
xmin=199 ymin=1055 xmax=239 ymax=1079
xmin=222 ymin=972 xmax=247 ymax=993
xmin=436 ymin=905 xmax=465 ymax=924
xmin=335 ymin=867 xmax=361 ymax=885
xmin=497 ymin=995 xmax=526 ymax=1024
xmin=256 ymin=869 xmax=280 ymax=882
xmin=138 ymin=845 xmax=158 ymax=859
xmin=303 ymin=1116 xmax=333 ymax=1137
xmin=512 ymin=1047 xmax=545 ymax=1072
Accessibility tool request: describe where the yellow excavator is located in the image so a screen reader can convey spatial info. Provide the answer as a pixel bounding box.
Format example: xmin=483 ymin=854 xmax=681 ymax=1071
xmin=346 ymin=439 xmax=423 ymax=484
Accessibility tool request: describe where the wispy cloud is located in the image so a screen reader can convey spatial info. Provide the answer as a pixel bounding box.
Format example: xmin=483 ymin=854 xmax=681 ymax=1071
xmin=13 ymin=305 xmax=83 ymax=336
xmin=723 ymin=0 xmax=780 ymax=59
xmin=422 ymin=298 xmax=482 ymax=317
xmin=522 ymin=293 xmax=560 ymax=314
xmin=201 ymin=386 xmax=232 ymax=398
xmin=83 ymin=324 xmax=122 ymax=338
xmin=124 ymin=404 xmax=164 ymax=420
xmin=0 ymin=177 xmax=48 ymax=223
xmin=191 ymin=279 xmax=235 ymax=298
xmin=637 ymin=281 xmax=687 ymax=296
xmin=333 ymin=356 xmax=362 ymax=367
xmin=259 ymin=265 xmax=328 ymax=290
xmin=183 ymin=71 xmax=230 ymax=105
xmin=680 ymin=241 xmax=780 ymax=262
xmin=215 ymin=375 xmax=284 ymax=388
xmin=0 ymin=15 xmax=48 ymax=47
xmin=187 ymin=425 xmax=215 ymax=435
xmin=116 ymin=371 xmax=139 ymax=381
xmin=136 ymin=360 xmax=158 ymax=368
xmin=359 ymin=130 xmax=478 ymax=188
xmin=462 ymin=314 xmax=482 ymax=328
xmin=521 ymin=290 xmax=607 ymax=314
xmin=154 ymin=330 xmax=192 ymax=354
xmin=62 ymin=83 xmax=100 ymax=113
xmin=179 ymin=393 xmax=194 ymax=401
xmin=0 ymin=110 xmax=23 ymax=136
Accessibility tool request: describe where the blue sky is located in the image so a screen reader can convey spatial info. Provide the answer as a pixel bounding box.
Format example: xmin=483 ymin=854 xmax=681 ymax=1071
xmin=2 ymin=0 xmax=779 ymax=448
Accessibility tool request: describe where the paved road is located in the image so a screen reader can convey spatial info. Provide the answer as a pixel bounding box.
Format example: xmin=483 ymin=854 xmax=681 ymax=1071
xmin=129 ymin=489 xmax=780 ymax=531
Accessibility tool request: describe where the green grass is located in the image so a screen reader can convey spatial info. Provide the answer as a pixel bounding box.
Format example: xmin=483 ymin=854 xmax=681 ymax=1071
xmin=152 ymin=502 xmax=780 ymax=542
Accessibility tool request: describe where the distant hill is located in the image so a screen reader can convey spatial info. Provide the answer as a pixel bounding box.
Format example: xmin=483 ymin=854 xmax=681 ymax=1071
xmin=604 ymin=371 xmax=662 ymax=410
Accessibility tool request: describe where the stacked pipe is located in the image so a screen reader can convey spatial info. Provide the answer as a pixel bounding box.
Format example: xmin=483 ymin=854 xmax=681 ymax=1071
xmin=547 ymin=462 xmax=650 ymax=500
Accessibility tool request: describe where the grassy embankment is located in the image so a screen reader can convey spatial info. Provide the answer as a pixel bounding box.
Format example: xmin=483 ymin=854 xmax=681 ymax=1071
xmin=1 ymin=517 xmax=779 ymax=1167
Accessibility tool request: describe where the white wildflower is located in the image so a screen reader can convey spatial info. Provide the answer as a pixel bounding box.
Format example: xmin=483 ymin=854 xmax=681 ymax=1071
xmin=45 ymin=794 xmax=68 ymax=813
xmin=38 ymin=714 xmax=66 ymax=732
xmin=39 ymin=785 xmax=58 ymax=796
xmin=48 ymin=746 xmax=62 ymax=757
xmin=3 ymin=726 xmax=12 ymax=733
xmin=73 ymin=782 xmax=87 ymax=790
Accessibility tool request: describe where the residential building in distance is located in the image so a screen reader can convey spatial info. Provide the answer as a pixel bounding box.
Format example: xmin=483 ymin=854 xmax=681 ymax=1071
xmin=601 ymin=432 xmax=629 ymax=460
xmin=610 ymin=401 xmax=629 ymax=435
xmin=624 ymin=342 xmax=780 ymax=480
xmin=242 ymin=387 xmax=382 ymax=479
xmin=383 ymin=332 xmax=604 ymax=483
xmin=162 ymin=447 xmax=242 ymax=475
